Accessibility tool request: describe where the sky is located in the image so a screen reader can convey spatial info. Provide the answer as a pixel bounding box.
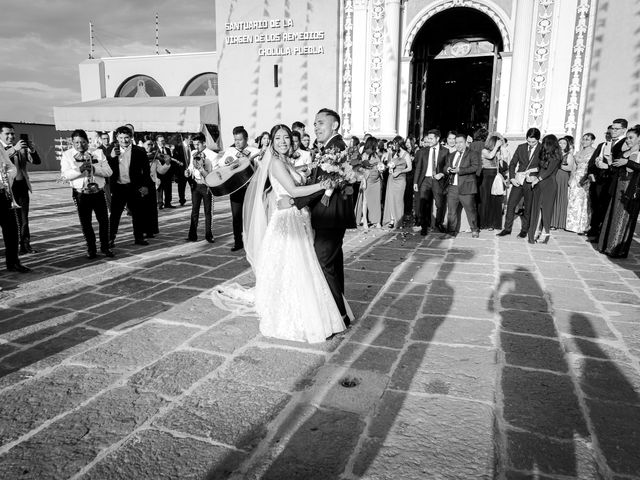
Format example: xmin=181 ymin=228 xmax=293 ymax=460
xmin=0 ymin=0 xmax=215 ymax=124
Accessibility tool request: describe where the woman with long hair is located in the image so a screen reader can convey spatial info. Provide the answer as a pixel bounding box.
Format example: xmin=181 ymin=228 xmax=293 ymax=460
xmin=551 ymin=135 xmax=575 ymax=229
xmin=355 ymin=136 xmax=382 ymax=228
xmin=256 ymin=131 xmax=270 ymax=150
xmin=478 ymin=134 xmax=507 ymax=230
xmin=598 ymin=125 xmax=640 ymax=257
xmin=216 ymin=124 xmax=346 ymax=343
xmin=382 ymin=136 xmax=412 ymax=229
xmin=528 ymin=134 xmax=563 ymax=244
xmin=566 ymin=133 xmax=596 ymax=233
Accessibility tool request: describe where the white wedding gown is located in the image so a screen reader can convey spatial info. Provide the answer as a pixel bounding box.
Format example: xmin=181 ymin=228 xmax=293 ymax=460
xmin=253 ymin=168 xmax=346 ymax=343
xmin=212 ymin=160 xmax=346 ymax=344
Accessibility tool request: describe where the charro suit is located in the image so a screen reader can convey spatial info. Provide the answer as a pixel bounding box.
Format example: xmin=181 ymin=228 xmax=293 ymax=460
xmin=1 ymin=140 xmax=41 ymax=251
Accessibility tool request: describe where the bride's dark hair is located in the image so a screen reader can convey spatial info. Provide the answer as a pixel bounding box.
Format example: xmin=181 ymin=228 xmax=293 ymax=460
xmin=269 ymin=124 xmax=293 ymax=158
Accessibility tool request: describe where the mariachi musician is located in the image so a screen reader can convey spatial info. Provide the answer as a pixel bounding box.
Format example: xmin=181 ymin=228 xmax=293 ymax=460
xmin=220 ymin=126 xmax=260 ymax=252
xmin=61 ymin=129 xmax=114 ymax=259
xmin=185 ymin=132 xmax=216 ymax=243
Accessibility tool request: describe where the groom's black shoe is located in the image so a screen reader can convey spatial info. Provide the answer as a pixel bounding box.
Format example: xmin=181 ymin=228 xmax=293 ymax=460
xmin=231 ymin=243 xmax=244 ymax=252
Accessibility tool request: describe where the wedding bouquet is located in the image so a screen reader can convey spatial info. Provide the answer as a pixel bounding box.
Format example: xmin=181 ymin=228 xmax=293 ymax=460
xmin=312 ymin=147 xmax=361 ymax=206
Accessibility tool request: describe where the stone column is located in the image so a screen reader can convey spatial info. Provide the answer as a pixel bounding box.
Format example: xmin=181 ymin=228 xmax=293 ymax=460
xmin=351 ymin=0 xmax=369 ymax=136
xmin=397 ymin=55 xmax=412 ymax=137
xmin=379 ymin=0 xmax=401 ymax=136
xmin=496 ymin=52 xmax=512 ymax=134
xmin=505 ymin=0 xmax=536 ymax=138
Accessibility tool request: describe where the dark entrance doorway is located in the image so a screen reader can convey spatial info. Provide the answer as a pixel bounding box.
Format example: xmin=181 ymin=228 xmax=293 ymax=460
xmin=408 ymin=7 xmax=504 ymax=139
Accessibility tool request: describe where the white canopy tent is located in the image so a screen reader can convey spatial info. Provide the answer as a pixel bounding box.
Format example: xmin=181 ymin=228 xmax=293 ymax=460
xmin=53 ymin=96 xmax=219 ymax=133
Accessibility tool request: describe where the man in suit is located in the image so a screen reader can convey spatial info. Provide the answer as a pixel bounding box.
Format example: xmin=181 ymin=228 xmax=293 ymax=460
xmin=107 ymin=125 xmax=151 ymax=247
xmin=446 ymin=132 xmax=481 ymax=238
xmin=0 ymin=146 xmax=30 ymax=272
xmin=413 ymin=128 xmax=448 ymax=235
xmin=497 ymin=127 xmax=541 ymax=237
xmin=171 ymin=133 xmax=189 ymax=206
xmin=586 ymin=119 xmax=628 ymax=240
xmin=0 ymin=122 xmax=42 ymax=254
xmin=155 ymin=134 xmax=176 ymax=209
xmin=280 ymin=108 xmax=356 ymax=326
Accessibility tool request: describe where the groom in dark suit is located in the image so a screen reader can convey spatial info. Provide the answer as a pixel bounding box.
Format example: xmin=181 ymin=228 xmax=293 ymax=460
xmin=281 ymin=108 xmax=356 ymax=325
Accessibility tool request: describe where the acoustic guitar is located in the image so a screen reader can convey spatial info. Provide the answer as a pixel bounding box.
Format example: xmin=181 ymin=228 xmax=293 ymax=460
xmin=204 ymin=150 xmax=262 ymax=196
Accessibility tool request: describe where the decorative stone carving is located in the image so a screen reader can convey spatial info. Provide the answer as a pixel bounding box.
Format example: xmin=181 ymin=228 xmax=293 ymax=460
xmin=403 ymin=0 xmax=512 ymax=57
xmin=527 ymin=0 xmax=555 ymax=128
xmin=342 ymin=0 xmax=355 ymax=134
xmin=564 ymin=0 xmax=594 ymax=136
xmin=368 ymin=0 xmax=385 ymax=131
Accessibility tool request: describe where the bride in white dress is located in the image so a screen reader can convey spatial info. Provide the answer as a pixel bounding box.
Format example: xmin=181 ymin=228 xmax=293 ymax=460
xmin=216 ymin=124 xmax=346 ymax=343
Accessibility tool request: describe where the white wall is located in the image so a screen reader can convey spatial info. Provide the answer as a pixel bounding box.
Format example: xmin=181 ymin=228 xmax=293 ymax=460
xmin=79 ymin=52 xmax=218 ymax=100
xmin=215 ymin=0 xmax=341 ymax=145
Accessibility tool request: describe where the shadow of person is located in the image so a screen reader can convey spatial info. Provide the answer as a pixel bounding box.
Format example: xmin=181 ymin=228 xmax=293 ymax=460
xmin=570 ymin=313 xmax=640 ymax=477
xmin=492 ymin=267 xmax=592 ymax=478
xmin=251 ymin=244 xmax=474 ymax=479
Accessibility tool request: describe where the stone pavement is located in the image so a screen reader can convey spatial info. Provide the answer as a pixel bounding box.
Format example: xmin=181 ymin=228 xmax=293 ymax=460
xmin=1 ymin=172 xmax=640 ymax=479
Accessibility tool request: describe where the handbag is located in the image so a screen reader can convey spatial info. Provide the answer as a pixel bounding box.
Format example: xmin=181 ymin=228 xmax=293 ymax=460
xmin=491 ymin=173 xmax=506 ymax=195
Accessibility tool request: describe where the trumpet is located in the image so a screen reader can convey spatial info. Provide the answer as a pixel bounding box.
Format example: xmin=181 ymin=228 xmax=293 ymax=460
xmin=76 ymin=152 xmax=100 ymax=194
xmin=1 ymin=163 xmax=21 ymax=209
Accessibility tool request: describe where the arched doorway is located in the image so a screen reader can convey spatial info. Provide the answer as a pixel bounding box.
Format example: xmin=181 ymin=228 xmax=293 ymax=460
xmin=408 ymin=7 xmax=504 ymax=139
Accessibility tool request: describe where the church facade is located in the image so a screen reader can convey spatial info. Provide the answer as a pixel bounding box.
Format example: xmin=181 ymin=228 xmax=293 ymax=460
xmin=217 ymin=0 xmax=639 ymax=143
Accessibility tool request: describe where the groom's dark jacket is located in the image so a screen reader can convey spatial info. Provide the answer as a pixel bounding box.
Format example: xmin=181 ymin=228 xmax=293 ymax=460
xmin=293 ymin=133 xmax=357 ymax=230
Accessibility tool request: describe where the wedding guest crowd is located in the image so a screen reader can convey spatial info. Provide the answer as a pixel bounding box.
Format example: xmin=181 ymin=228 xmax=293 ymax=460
xmin=4 ymin=115 xmax=639 ymax=274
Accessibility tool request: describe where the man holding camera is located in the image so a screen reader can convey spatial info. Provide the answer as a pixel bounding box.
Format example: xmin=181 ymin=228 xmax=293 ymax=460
xmin=0 ymin=122 xmax=42 ymax=254
xmin=61 ymin=130 xmax=114 ymax=259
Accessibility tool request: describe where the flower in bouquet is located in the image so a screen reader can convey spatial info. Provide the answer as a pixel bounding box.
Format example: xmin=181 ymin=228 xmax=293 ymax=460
xmin=313 ymin=147 xmax=361 ymax=206
xmin=376 ymin=162 xmax=386 ymax=172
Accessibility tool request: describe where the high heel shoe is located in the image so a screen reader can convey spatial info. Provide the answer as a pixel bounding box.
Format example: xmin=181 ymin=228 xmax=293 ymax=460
xmin=537 ymin=233 xmax=550 ymax=244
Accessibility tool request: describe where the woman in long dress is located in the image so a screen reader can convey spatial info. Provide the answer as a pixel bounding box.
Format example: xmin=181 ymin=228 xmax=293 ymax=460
xmin=478 ymin=134 xmax=507 ymax=230
xmin=382 ymin=136 xmax=412 ymax=229
xmin=566 ymin=133 xmax=596 ymax=233
xmin=355 ymin=136 xmax=382 ymax=228
xmin=598 ymin=125 xmax=640 ymax=258
xmin=551 ymin=136 xmax=575 ymax=229
xmin=224 ymin=124 xmax=346 ymax=343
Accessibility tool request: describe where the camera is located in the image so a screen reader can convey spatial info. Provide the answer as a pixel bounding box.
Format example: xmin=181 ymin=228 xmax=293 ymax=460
xmin=20 ymin=133 xmax=29 ymax=142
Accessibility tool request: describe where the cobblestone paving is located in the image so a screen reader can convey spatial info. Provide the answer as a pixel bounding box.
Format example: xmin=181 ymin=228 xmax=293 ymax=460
xmin=1 ymin=173 xmax=640 ymax=479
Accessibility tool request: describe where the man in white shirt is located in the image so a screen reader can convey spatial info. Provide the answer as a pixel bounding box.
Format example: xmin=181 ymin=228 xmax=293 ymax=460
xmin=61 ymin=129 xmax=114 ymax=259
xmin=0 ymin=146 xmax=29 ymax=272
xmin=185 ymin=133 xmax=217 ymax=243
xmin=107 ymin=125 xmax=151 ymax=247
xmin=221 ymin=126 xmax=260 ymax=251
xmin=413 ymin=129 xmax=448 ymax=235
xmin=0 ymin=122 xmax=42 ymax=254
